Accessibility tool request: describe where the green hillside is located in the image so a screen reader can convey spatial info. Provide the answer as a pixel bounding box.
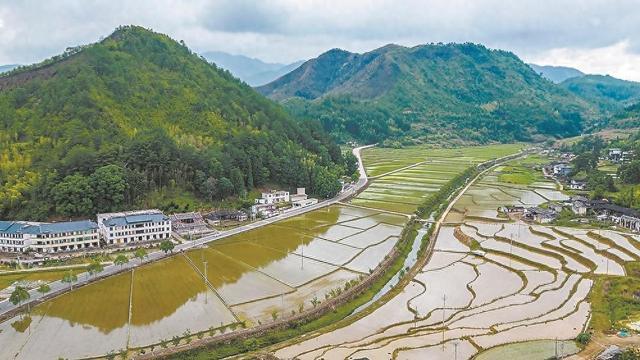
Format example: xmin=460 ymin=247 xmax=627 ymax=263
xmin=561 ymin=74 xmax=640 ymax=113
xmin=606 ymin=102 xmax=640 ymax=129
xmin=258 ymin=43 xmax=597 ymax=144
xmin=0 ymin=26 xmax=348 ymax=220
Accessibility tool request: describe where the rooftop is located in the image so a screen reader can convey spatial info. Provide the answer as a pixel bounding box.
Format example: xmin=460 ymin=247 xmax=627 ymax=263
xmin=0 ymin=220 xmax=97 ymax=235
xmin=103 ymin=213 xmax=168 ymax=227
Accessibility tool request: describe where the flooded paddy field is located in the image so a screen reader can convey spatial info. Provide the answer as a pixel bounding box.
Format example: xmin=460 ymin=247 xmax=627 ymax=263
xmin=274 ymin=153 xmax=640 ymax=360
xmin=352 ymin=144 xmax=524 ymax=214
xmin=0 ymin=204 xmax=408 ymax=358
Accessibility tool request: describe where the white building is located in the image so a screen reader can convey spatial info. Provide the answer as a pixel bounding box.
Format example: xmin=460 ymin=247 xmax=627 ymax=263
xmin=97 ymin=209 xmax=171 ymax=246
xmin=290 ymin=188 xmax=318 ymax=208
xmin=255 ymin=190 xmax=290 ymax=205
xmin=552 ymin=163 xmax=572 ymax=177
xmin=0 ymin=220 xmax=99 ymax=254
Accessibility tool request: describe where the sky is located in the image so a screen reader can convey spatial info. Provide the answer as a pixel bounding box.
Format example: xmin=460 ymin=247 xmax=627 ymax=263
xmin=1 ymin=0 xmax=640 ymax=80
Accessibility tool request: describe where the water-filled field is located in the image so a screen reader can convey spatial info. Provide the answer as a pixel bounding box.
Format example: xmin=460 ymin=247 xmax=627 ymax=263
xmin=274 ymin=154 xmax=640 ymax=360
xmin=352 ymin=144 xmax=523 ymax=214
xmin=0 ymin=205 xmax=407 ymax=358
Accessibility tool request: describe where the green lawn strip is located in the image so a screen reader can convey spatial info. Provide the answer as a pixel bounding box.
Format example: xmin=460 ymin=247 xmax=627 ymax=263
xmin=0 ymin=269 xmax=79 ymax=291
xmin=588 ymin=262 xmax=640 ymax=333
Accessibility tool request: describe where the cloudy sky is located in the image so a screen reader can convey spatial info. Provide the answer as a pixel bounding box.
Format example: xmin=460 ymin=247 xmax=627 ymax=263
xmin=1 ymin=0 xmax=639 ymax=80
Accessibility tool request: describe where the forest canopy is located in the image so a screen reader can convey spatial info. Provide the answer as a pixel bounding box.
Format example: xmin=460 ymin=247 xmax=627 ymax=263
xmin=0 ymin=26 xmax=350 ymax=220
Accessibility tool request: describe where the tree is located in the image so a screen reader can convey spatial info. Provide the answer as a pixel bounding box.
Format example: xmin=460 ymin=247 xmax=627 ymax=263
xmin=343 ymin=151 xmax=359 ymax=176
xmin=134 ymin=248 xmax=148 ymax=262
xmin=312 ymin=166 xmax=342 ymax=199
xmin=62 ymin=271 xmax=78 ymax=290
xmin=10 ymin=286 xmax=30 ymax=309
xmin=576 ymin=332 xmax=591 ymax=345
xmin=37 ymin=284 xmax=51 ymax=295
xmin=218 ymin=177 xmax=234 ymax=198
xmin=114 ymin=254 xmax=129 ymax=267
xmin=90 ymin=165 xmax=127 ymax=212
xmin=587 ymin=171 xmax=616 ymax=193
xmin=229 ymin=168 xmax=245 ymax=196
xmin=160 ymin=240 xmax=175 ymax=254
xmin=620 ymin=348 xmax=640 ymax=360
xmin=87 ymin=260 xmax=104 ymax=276
xmin=571 ymin=152 xmax=598 ymax=175
xmin=52 ymin=174 xmax=94 ymax=216
xmin=619 ymin=160 xmax=640 ymax=184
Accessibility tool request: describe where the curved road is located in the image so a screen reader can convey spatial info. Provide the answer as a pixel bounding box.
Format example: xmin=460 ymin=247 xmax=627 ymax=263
xmin=0 ymin=145 xmax=374 ymax=318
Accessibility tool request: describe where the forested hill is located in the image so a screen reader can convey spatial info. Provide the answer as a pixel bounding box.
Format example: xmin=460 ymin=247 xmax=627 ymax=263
xmin=258 ymin=43 xmax=596 ymax=144
xmin=560 ymin=75 xmax=640 ymax=113
xmin=0 ymin=26 xmax=349 ymax=220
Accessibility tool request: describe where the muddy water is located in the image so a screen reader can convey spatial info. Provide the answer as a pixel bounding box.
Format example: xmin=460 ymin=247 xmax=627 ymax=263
xmin=0 ymin=202 xmax=410 ymax=359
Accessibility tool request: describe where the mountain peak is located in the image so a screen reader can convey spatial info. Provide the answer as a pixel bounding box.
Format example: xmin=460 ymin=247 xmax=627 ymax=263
xmin=259 ymin=42 xmax=595 ymax=143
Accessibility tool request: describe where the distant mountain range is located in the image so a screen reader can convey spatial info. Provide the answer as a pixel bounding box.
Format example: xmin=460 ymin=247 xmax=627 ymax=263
xmin=528 ymin=64 xmax=584 ymax=83
xmin=258 ymin=43 xmax=596 ymax=144
xmin=201 ymin=51 xmax=303 ymax=86
xmin=0 ymin=64 xmax=19 ymax=73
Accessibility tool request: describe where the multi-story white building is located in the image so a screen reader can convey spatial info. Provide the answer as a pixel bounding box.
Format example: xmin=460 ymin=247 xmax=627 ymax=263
xmin=255 ymin=190 xmax=290 ymax=205
xmin=0 ymin=220 xmax=99 ymax=253
xmin=97 ymin=209 xmax=171 ymax=246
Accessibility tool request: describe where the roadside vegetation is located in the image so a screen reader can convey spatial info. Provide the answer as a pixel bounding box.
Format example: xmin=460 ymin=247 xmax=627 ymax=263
xmin=589 ymin=262 xmax=640 ymax=333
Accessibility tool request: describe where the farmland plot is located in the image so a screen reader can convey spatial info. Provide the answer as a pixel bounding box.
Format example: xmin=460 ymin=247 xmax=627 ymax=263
xmin=275 ymin=153 xmax=640 ymax=360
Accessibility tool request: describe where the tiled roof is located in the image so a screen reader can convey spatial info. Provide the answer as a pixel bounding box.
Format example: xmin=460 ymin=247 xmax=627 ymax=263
xmin=103 ymin=213 xmax=168 ymax=227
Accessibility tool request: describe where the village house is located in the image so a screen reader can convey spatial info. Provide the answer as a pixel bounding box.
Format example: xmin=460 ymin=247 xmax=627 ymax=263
xmin=169 ymin=212 xmax=211 ymax=237
xmin=524 ymin=207 xmax=558 ymax=224
xmin=255 ymin=190 xmax=290 ymax=205
xmin=552 ymin=163 xmax=572 ymax=177
xmin=97 ymin=209 xmax=171 ymax=246
xmin=0 ymin=220 xmax=99 ymax=254
xmin=205 ymin=209 xmax=248 ymax=224
xmin=499 ymin=205 xmax=525 ymax=214
xmin=571 ymin=196 xmax=590 ymax=216
xmin=290 ymin=188 xmax=319 ymax=208
xmin=569 ymin=180 xmax=587 ymax=191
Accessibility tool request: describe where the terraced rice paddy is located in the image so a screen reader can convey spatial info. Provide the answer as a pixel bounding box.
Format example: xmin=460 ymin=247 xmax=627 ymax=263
xmin=0 ymin=205 xmax=407 ymax=358
xmin=274 ymin=155 xmax=640 ymax=360
xmin=351 ymin=144 xmax=523 ymax=214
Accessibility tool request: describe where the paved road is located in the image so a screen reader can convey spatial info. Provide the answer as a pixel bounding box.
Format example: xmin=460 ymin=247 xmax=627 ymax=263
xmin=0 ymin=145 xmax=374 ymax=317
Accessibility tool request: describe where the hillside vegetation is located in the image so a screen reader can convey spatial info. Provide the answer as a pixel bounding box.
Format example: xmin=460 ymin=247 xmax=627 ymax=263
xmin=258 ymin=43 xmax=596 ymax=144
xmin=561 ymin=74 xmax=640 ymax=113
xmin=0 ymin=26 xmax=349 ymax=220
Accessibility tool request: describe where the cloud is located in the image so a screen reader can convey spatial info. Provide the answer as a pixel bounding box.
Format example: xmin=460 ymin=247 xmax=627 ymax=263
xmin=0 ymin=0 xmax=639 ymax=80
xmin=528 ymin=41 xmax=640 ymax=82
xmin=201 ymin=0 xmax=288 ymax=34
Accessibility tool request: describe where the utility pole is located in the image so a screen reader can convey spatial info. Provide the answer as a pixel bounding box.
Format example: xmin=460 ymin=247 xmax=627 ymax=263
xmin=509 ymin=232 xmax=514 ymax=267
xmin=203 ymin=260 xmax=208 ymax=304
xmin=454 ymin=341 xmax=458 ymax=360
xmin=442 ymin=293 xmax=447 ymax=350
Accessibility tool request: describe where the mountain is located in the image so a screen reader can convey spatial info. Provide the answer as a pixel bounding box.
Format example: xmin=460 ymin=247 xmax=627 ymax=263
xmin=259 ymin=43 xmax=596 ymax=144
xmin=201 ymin=51 xmax=303 ymax=86
xmin=0 ymin=64 xmax=19 ymax=74
xmin=529 ymin=64 xmax=584 ymax=83
xmin=561 ymin=74 xmax=640 ymax=113
xmin=0 ymin=26 xmax=347 ymax=220
xmin=605 ymin=101 xmax=640 ymax=130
